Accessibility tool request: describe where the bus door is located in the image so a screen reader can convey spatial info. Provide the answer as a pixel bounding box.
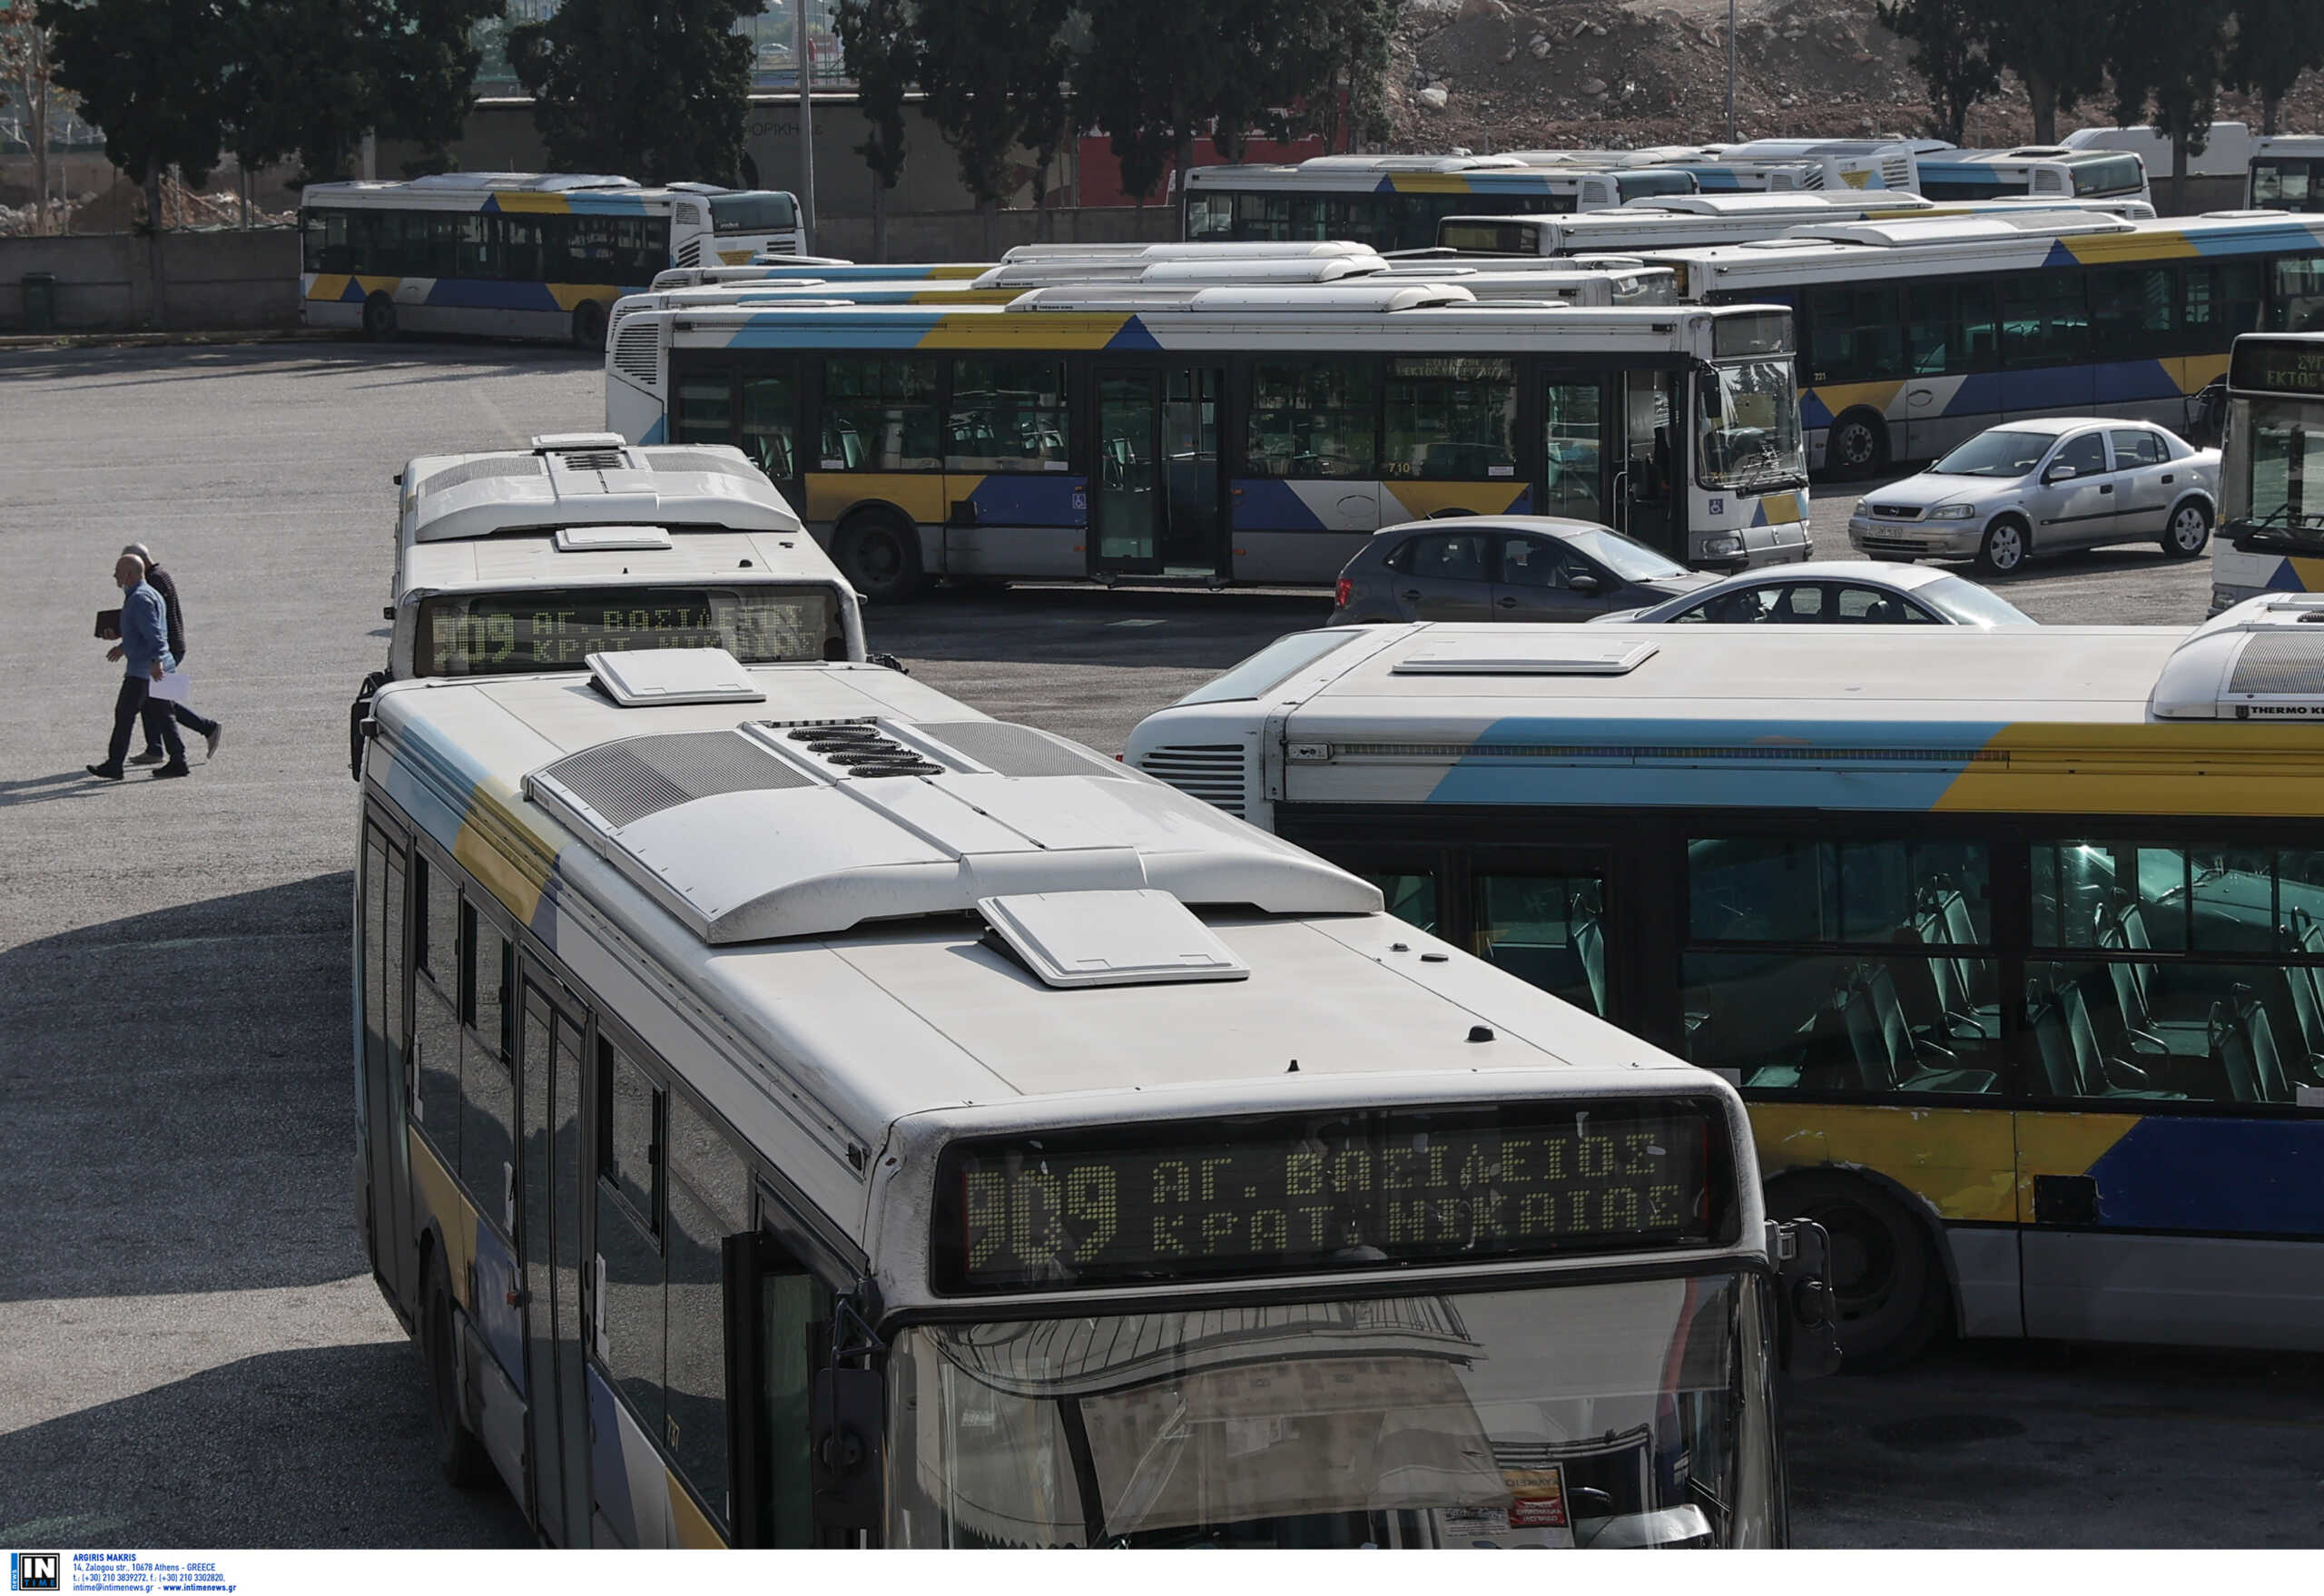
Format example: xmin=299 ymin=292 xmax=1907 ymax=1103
xmin=1619 ymin=370 xmax=1683 ymax=561
xmin=1092 ymin=363 xmax=1228 ymax=579
xmin=360 ymin=822 xmax=416 ymax=1315
xmin=1538 ymin=370 xmax=1613 ymax=527
xmin=517 ymin=979 xmax=592 ymax=1545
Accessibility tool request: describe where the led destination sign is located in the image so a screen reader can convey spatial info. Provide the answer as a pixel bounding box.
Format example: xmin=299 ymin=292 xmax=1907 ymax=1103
xmin=416 ymin=584 xmax=836 ymax=677
xmin=932 ymin=1098 xmax=1732 ymax=1294
xmin=2230 ymin=337 xmax=2324 ymax=399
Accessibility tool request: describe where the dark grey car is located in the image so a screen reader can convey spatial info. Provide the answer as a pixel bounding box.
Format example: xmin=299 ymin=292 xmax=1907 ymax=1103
xmin=1328 ymin=516 xmax=1718 ymax=625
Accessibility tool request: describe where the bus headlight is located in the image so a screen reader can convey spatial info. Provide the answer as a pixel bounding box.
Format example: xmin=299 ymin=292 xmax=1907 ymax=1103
xmin=1703 ymin=534 xmax=1743 ymax=557
xmin=1927 ymin=503 xmax=1978 ymax=519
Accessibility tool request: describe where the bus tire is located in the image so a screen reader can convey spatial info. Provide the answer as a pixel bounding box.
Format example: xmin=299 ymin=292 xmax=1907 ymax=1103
xmin=1826 ymin=409 xmax=1887 ymax=480
xmin=1768 ymin=1171 xmax=1946 ymax=1373
xmin=1976 ymin=514 xmax=2030 ymax=576
xmin=2162 ymin=498 xmax=2212 ymax=558
xmin=421 ymin=1249 xmax=491 ymax=1488
xmin=362 ymin=292 xmax=398 ymax=342
xmin=571 ymin=300 xmax=608 ymax=352
xmin=835 ymin=510 xmax=924 ymax=603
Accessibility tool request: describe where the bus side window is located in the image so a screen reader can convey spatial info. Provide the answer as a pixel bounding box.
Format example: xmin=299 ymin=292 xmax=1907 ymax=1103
xmin=596 ymin=1039 xmax=667 ymax=1445
xmin=413 ymin=857 xmax=464 ymax=1163
xmin=460 ymin=906 xmax=517 ymax=1216
xmin=665 ymin=1091 xmax=750 ymax=1532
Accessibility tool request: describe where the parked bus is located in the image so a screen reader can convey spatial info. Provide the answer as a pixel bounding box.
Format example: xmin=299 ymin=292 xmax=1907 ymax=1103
xmin=1424 ymin=193 xmax=2155 ymax=260
xmin=1915 ymin=147 xmax=2152 ymax=204
xmin=1182 ymin=156 xmax=1700 ymax=253
xmin=1655 ymin=139 xmax=1925 ymax=194
xmin=352 ymin=634 xmax=1834 ymax=1547
xmin=1127 ymin=611 xmax=2324 ymax=1369
xmin=2250 ymin=136 xmax=2324 ymax=214
xmin=605 ymin=290 xmax=1809 ymax=598
xmin=2211 ymin=332 xmax=2324 ymax=611
xmin=1643 ymin=209 xmax=2324 ymax=475
xmin=300 ymin=173 xmax=805 ymax=347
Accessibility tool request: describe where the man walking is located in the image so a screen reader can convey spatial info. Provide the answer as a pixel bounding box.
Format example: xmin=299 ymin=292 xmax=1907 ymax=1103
xmin=122 ymin=542 xmax=223 ymax=765
xmin=86 ymin=551 xmax=189 ymax=781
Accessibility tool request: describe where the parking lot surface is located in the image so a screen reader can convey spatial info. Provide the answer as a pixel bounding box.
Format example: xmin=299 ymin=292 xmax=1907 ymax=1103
xmin=0 ymin=341 xmax=2313 ymax=1549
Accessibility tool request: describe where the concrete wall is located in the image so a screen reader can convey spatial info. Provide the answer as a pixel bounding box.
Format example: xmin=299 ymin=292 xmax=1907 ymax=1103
xmin=0 ymin=230 xmax=299 ymax=331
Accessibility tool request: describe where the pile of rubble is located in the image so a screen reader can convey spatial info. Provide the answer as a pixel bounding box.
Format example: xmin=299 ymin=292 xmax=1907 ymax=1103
xmin=0 ymin=178 xmax=296 ymax=237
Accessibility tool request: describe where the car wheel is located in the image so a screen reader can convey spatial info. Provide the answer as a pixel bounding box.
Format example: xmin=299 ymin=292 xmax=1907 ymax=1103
xmin=1768 ymin=1172 xmax=1947 ymax=1373
xmin=1827 ymin=409 xmax=1888 ymax=481
xmin=1976 ymin=515 xmax=2029 ymax=576
xmin=571 ymin=300 xmax=608 ymax=352
xmin=421 ymin=1249 xmax=491 ymax=1488
xmin=2162 ymin=499 xmax=2212 ymax=559
xmin=836 ymin=510 xmax=924 ymax=603
xmin=362 ymin=292 xmax=398 ymax=342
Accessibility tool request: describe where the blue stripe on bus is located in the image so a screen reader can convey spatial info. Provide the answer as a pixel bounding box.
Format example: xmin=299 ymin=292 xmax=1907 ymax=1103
xmin=1104 ymin=318 xmax=1162 ymax=351
xmin=724 ymin=313 xmax=936 ymax=350
xmin=587 ymin=1365 xmax=636 ymax=1545
xmin=966 ymin=474 xmax=1087 ymax=526
xmin=425 ymin=278 xmax=567 ymax=312
xmin=1423 ymin=715 xmax=2012 ymax=811
xmin=640 ymin=415 xmax=669 ymax=445
xmin=2088 ymin=1117 xmax=2324 ymax=1235
xmin=1230 ymin=478 xmax=1328 ymax=531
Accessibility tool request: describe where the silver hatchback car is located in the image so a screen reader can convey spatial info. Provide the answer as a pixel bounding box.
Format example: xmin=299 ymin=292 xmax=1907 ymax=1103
xmin=1847 ymin=418 xmax=2219 ymax=575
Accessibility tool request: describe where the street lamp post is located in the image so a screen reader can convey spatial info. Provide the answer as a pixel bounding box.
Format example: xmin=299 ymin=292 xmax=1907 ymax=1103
xmin=1726 ymin=0 xmax=1738 ymax=141
xmin=794 ymin=0 xmax=817 ymax=252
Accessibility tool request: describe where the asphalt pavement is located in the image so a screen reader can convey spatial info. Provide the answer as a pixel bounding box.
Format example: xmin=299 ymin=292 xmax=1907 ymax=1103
xmin=0 ymin=340 xmax=2314 ymax=1549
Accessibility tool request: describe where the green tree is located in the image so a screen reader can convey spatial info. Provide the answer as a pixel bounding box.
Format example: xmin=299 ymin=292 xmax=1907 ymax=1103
xmin=510 ymin=0 xmax=765 ymax=183
xmin=1305 ymin=0 xmax=1403 ymax=152
xmin=833 ymin=0 xmax=914 ymax=260
xmin=1 ymin=2 xmax=63 ymax=232
xmin=2224 ymin=0 xmax=2324 ymax=137
xmin=2110 ymin=0 xmax=2232 ymax=213
xmin=1987 ymin=2 xmax=2108 ymax=145
xmin=374 ymin=0 xmax=502 ymax=174
xmin=221 ymin=0 xmax=372 ymax=182
xmin=41 ymin=0 xmax=233 ymax=320
xmin=915 ymin=0 xmax=1069 ymax=255
xmin=1875 ymin=0 xmax=2000 ymax=146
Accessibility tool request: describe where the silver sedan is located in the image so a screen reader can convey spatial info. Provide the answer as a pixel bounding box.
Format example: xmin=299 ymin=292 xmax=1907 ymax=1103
xmin=1846 ymin=418 xmax=2219 ymax=575
xmin=1590 ymin=559 xmax=2036 ymax=626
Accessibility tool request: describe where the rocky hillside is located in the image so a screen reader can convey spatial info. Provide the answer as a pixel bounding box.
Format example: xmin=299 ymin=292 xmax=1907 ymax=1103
xmin=1389 ymin=0 xmax=2324 ymax=153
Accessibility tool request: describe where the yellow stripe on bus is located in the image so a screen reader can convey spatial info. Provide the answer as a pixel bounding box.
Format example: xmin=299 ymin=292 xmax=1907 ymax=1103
xmin=1935 ymin=723 xmax=2324 ymax=817
xmin=456 ymin=778 xmax=551 ymax=928
xmin=2061 ymin=230 xmax=2198 ymax=263
xmin=666 ymin=1471 xmax=726 ymax=1548
xmin=1749 ymin=1102 xmax=2017 ymax=1222
xmin=914 ymin=311 xmax=1133 ymax=350
xmin=2012 ymin=1112 xmax=2142 ymax=1221
xmin=491 ymin=192 xmax=575 ymax=214
xmin=1382 ymin=480 xmax=1530 ymax=519
xmin=803 ymin=473 xmax=955 ymax=526
xmin=408 ymin=1128 xmax=478 ymax=1309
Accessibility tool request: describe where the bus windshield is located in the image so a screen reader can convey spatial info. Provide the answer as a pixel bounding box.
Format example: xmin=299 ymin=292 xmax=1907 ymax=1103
xmin=2225 ymin=398 xmax=2324 ymax=540
xmin=710 ymin=192 xmax=799 ymax=234
xmin=1699 ymin=359 xmax=1806 ymax=491
xmin=415 ymin=583 xmax=841 ymax=676
xmin=2073 ymin=155 xmax=2146 ymax=197
xmin=886 ymin=1275 xmax=1771 ymax=1549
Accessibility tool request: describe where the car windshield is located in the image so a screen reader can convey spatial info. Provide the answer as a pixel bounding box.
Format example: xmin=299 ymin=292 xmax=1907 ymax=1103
xmin=1698 ymin=360 xmax=1807 ymax=492
xmin=1562 ymin=527 xmax=1691 ymax=581
xmin=1916 ymin=575 xmax=2037 ymax=628
xmin=886 ymin=1275 xmax=1776 ymax=1549
xmin=1931 ymin=429 xmax=2052 ymax=478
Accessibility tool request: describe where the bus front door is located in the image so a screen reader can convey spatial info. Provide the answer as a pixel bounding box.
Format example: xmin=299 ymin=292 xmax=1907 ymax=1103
xmin=1619 ymin=370 xmax=1683 ymax=562
xmin=1539 ymin=371 xmax=1613 ymax=528
xmin=1093 ymin=364 xmax=1227 ymax=580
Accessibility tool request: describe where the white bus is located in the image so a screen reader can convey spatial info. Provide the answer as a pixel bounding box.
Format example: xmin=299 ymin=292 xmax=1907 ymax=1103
xmin=1126 ymin=615 xmax=2324 ymax=1368
xmin=604 ymin=290 xmax=1809 ymax=598
xmin=352 ymin=637 xmax=1835 ymax=1547
xmin=2211 ymin=332 xmax=2324 ymax=610
xmin=2250 ymin=137 xmax=2324 ymax=214
xmin=1423 ymin=192 xmax=2156 ymax=259
xmin=1644 ymin=209 xmax=2324 ymax=475
xmin=1653 ymin=140 xmax=1924 ymax=195
xmin=1183 ymin=156 xmax=1700 ymax=253
xmin=1915 ymin=147 xmax=2152 ymax=204
xmin=300 ymin=173 xmax=806 ymax=347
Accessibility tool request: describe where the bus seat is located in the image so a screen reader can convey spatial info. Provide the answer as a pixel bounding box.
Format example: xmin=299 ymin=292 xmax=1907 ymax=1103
xmin=1842 ymin=963 xmax=1994 ymax=1094
xmin=1572 ymin=913 xmax=1607 ymax=1016
xmin=2056 ymin=977 xmax=2184 ymax=1099
xmin=2026 ymin=978 xmax=2086 ymax=1097
xmin=2214 ymin=988 xmax=2292 ymax=1104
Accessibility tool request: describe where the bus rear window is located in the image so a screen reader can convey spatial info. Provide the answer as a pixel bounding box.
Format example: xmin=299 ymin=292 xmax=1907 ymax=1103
xmin=710 ymin=192 xmax=799 ymax=234
xmin=1439 ymin=221 xmax=1538 ymax=254
xmin=416 ymin=583 xmax=839 ymax=677
xmin=1713 ymin=310 xmax=1793 ymax=358
xmin=2073 ymin=155 xmax=2145 ymax=196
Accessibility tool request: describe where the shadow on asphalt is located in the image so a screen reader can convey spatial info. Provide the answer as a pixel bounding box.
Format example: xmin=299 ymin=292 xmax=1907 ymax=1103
xmin=869 ymin=583 xmax=1332 ymax=670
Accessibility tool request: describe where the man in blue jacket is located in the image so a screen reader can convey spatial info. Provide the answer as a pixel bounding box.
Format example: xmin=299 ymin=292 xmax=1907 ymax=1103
xmin=87 ymin=551 xmax=189 ymax=781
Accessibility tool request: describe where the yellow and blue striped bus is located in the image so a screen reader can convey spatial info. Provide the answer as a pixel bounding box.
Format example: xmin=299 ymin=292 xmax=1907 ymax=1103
xmin=300 ymin=173 xmax=803 ymax=348
xmin=1127 ymin=607 xmax=2324 ymax=1368
xmin=1643 ymin=209 xmax=2324 ymax=477
xmin=605 ymin=290 xmax=1810 ymax=599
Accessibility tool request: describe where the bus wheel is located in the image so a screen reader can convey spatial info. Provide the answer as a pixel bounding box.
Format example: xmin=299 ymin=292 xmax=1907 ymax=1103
xmin=1827 ymin=410 xmax=1887 ymax=480
xmin=1976 ymin=515 xmax=2029 ymax=576
xmin=1768 ymin=1172 xmax=1945 ymax=1373
xmin=362 ymin=292 xmax=399 ymax=342
xmin=2162 ymin=499 xmax=2212 ymax=558
xmin=836 ymin=511 xmax=924 ymax=603
xmin=421 ymin=1250 xmax=491 ymax=1488
xmin=571 ymin=300 xmax=608 ymax=352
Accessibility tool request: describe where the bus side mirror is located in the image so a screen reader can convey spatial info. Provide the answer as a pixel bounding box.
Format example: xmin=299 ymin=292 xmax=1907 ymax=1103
xmin=1771 ymin=1219 xmax=1843 ymax=1379
xmin=811 ymin=1366 xmax=885 ymax=1532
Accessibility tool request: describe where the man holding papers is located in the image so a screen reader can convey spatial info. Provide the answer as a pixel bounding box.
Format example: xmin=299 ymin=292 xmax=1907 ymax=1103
xmin=86 ymin=551 xmax=189 ymax=781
